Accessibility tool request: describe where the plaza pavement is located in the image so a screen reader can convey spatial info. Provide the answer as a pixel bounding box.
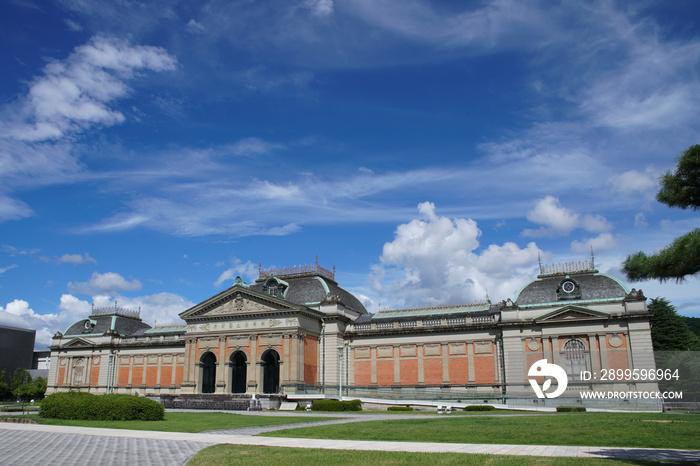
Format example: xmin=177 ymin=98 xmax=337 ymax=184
xmin=1 ymin=412 xmax=700 ymax=465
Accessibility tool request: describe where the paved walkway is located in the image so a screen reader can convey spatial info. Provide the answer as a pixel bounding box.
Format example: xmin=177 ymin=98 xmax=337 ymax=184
xmin=2 ymin=415 xmax=700 ymax=465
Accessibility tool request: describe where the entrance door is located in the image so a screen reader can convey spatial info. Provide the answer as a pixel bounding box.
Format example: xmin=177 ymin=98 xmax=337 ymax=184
xmin=231 ymin=352 xmax=247 ymax=393
xmin=201 ymin=352 xmax=216 ymax=394
xmin=262 ymin=350 xmax=280 ymax=394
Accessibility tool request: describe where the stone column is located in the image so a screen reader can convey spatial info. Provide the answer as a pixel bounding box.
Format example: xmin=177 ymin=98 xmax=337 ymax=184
xmin=85 ymin=355 xmax=93 ymax=388
xmin=588 ymin=334 xmax=601 ymax=375
xmin=393 ymin=345 xmax=401 ymax=386
xmin=297 ymin=333 xmax=305 ymax=386
xmin=417 ymin=345 xmax=425 ymax=385
xmin=216 ymin=336 xmax=226 ymax=392
xmin=248 ymin=334 xmax=258 ymax=393
xmin=467 ymin=341 xmax=475 ymax=384
xmin=442 ymin=343 xmax=450 ymax=385
xmin=182 ymin=339 xmax=192 ymax=383
xmin=155 ymin=355 xmax=162 ymax=388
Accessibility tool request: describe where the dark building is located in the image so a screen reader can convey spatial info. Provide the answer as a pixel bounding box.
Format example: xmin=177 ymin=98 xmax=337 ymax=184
xmin=0 ymin=325 xmax=36 ymax=384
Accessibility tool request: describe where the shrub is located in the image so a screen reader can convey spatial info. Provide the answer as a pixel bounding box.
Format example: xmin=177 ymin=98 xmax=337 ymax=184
xmin=556 ymin=406 xmax=586 ymax=412
xmin=464 ymin=405 xmax=496 ymax=411
xmin=311 ymin=399 xmax=362 ymax=412
xmin=387 ymin=406 xmax=413 ymax=411
xmin=40 ymin=392 xmax=164 ymax=420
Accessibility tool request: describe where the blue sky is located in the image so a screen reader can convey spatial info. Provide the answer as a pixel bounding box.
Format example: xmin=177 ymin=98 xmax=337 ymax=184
xmin=1 ymin=0 xmax=699 ymax=350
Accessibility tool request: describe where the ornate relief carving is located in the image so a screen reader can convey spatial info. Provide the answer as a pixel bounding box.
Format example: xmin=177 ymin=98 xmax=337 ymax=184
xmin=268 ymin=318 xmax=281 ymax=328
xmin=527 ymin=338 xmax=542 ymax=351
xmin=608 ymin=334 xmax=623 ymax=348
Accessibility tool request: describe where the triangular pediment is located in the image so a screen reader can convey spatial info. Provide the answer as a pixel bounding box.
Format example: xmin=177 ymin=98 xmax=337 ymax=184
xmin=534 ymin=305 xmax=610 ymax=323
xmin=62 ymin=337 xmax=96 ymax=348
xmin=179 ymin=285 xmax=305 ymax=321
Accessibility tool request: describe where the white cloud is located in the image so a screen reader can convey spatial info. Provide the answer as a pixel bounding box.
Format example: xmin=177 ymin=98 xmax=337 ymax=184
xmin=186 ymin=19 xmax=206 ymax=34
xmin=0 ymin=264 xmax=18 ymax=274
xmin=41 ymin=253 xmax=98 ymax=264
xmin=0 ymin=299 xmax=61 ymax=350
xmin=371 ymin=202 xmax=541 ymax=306
xmin=634 ymin=212 xmax=648 ymax=229
xmin=607 ymin=168 xmax=658 ymax=196
xmin=0 ymin=194 xmax=34 ymax=222
xmin=67 ymin=271 xmax=142 ymax=295
xmin=523 ymin=196 xmax=612 ymax=238
xmin=4 ymin=36 xmax=176 ymax=142
xmin=114 ymin=293 xmax=195 ymax=326
xmin=0 ymin=290 xmax=194 ymax=350
xmin=215 ymin=259 xmax=258 ymax=287
xmin=0 ymin=36 xmax=176 ymax=223
xmin=571 ymin=232 xmax=619 ymax=254
xmin=59 ymin=293 xmax=92 ymax=320
xmin=525 ymin=196 xmax=579 ymax=236
xmin=304 ymin=0 xmax=334 ymax=17
xmin=227 ymin=138 xmax=284 ymax=157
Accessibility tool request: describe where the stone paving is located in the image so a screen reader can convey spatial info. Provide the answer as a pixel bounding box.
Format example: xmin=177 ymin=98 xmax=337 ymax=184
xmin=0 ymin=425 xmax=212 ymax=466
xmin=1 ymin=413 xmax=700 ymax=465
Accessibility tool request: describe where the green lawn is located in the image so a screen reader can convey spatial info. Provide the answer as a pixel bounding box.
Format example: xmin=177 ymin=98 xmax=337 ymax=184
xmin=261 ymin=413 xmax=700 ymax=450
xmin=23 ymin=412 xmax=338 ymax=433
xmin=185 ymin=444 xmax=667 ymax=466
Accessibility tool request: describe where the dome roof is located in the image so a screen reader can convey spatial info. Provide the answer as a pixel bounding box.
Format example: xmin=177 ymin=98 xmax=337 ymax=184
xmin=250 ymin=274 xmax=367 ymax=314
xmin=64 ymin=307 xmax=151 ymax=337
xmin=514 ymin=271 xmax=630 ymax=306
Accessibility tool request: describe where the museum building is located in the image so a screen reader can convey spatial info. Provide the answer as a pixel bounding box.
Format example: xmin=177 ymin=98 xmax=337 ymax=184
xmin=46 ymin=259 xmax=657 ymax=407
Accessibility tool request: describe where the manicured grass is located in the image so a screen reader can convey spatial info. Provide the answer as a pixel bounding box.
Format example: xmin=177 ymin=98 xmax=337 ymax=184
xmin=185 ymin=444 xmax=665 ymax=466
xmin=23 ymin=412 xmax=337 ymax=433
xmin=261 ymin=413 xmax=700 ymax=450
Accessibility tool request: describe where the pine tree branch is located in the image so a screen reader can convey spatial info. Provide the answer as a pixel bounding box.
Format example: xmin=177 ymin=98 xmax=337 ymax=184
xmin=622 ymin=228 xmax=700 ymax=283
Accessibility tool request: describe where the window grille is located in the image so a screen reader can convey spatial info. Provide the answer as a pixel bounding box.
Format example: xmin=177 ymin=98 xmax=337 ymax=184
xmin=563 ymin=338 xmax=588 ymax=380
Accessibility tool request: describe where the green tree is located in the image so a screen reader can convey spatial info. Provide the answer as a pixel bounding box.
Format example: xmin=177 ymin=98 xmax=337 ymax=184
xmin=623 ymin=145 xmax=700 ymax=282
xmin=648 ymin=297 xmax=700 ymax=351
xmin=11 ymin=368 xmax=32 ymax=400
xmin=29 ymin=377 xmax=47 ymax=399
xmin=0 ymin=369 xmax=10 ymax=400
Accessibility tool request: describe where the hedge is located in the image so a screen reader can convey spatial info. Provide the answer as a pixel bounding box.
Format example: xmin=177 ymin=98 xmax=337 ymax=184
xmin=556 ymin=406 xmax=586 ymax=412
xmin=387 ymin=406 xmax=414 ymax=411
xmin=40 ymin=392 xmax=164 ymax=421
xmin=464 ymin=405 xmax=496 ymax=411
xmin=311 ymin=399 xmax=362 ymax=411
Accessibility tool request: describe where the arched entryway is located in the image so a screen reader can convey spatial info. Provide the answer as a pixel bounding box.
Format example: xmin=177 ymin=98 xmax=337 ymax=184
xmin=261 ymin=350 xmax=280 ymax=394
xmin=201 ymin=352 xmax=216 ymax=394
xmin=230 ymin=351 xmax=247 ymax=394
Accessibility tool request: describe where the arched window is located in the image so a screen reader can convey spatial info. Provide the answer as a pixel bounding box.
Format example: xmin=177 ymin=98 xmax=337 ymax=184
xmin=201 ymin=352 xmax=216 ymax=394
xmin=563 ymin=338 xmax=588 ymax=380
xmin=231 ymin=351 xmax=247 ymax=394
xmin=261 ymin=350 xmax=280 ymax=394
xmin=267 ymin=282 xmax=278 ymax=297
xmin=72 ymin=358 xmax=85 ymax=385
